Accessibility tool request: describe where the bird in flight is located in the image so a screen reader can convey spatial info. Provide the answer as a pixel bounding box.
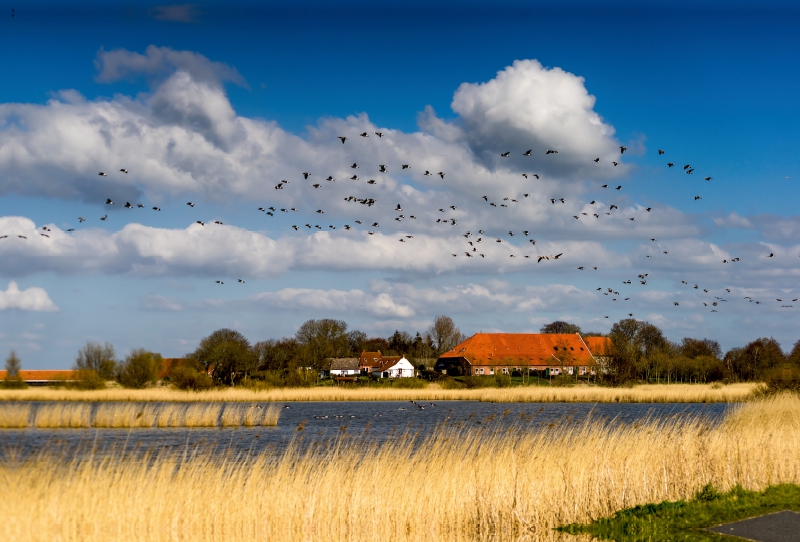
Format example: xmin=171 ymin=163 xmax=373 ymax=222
xmin=338 ymin=136 xmax=347 ymax=144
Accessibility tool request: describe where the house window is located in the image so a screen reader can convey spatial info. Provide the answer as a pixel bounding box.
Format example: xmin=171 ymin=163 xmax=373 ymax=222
xmin=489 ymin=368 xmax=494 ymax=375
xmin=502 ymin=367 xmax=509 ymax=375
xmin=553 ymin=346 xmax=558 ymax=351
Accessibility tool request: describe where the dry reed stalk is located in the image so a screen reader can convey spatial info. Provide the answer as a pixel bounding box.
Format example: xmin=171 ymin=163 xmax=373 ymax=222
xmin=3 ymin=393 xmax=797 ymax=542
xmin=258 ymin=404 xmax=280 ymax=426
xmin=0 ymin=382 xmax=759 ymax=404
xmin=33 ymin=403 xmax=91 ymax=428
xmin=0 ymin=404 xmax=31 ymax=428
xmin=93 ymin=404 xmax=157 ymax=428
xmin=220 ymin=405 xmax=244 ymax=426
xmin=183 ymin=404 xmax=222 ymax=427
xmin=238 ymin=404 xmax=281 ymax=426
xmin=155 ymin=403 xmax=184 ymax=427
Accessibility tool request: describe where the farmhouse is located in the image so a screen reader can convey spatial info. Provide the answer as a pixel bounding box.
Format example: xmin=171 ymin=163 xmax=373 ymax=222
xmin=358 ymin=351 xmax=402 ymax=375
xmin=434 ymin=333 xmax=610 ymax=377
xmin=380 ymin=356 xmax=415 ymax=378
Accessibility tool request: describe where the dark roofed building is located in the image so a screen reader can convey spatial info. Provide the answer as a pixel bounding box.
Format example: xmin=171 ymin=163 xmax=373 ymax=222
xmin=320 ymin=358 xmax=360 ymax=378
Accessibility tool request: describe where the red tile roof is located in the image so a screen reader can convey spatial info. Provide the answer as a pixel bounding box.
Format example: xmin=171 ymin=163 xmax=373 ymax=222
xmin=0 ymin=370 xmax=77 ymax=381
xmin=359 ymin=351 xmax=402 ymax=372
xmin=583 ymin=337 xmax=612 ymax=356
xmin=438 ymin=333 xmax=610 ymax=367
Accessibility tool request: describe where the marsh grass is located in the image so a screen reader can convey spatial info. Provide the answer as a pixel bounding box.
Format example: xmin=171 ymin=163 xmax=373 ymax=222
xmin=183 ymin=403 xmax=222 ymax=427
xmin=33 ymin=403 xmax=91 ymax=428
xmin=155 ymin=403 xmax=185 ymax=427
xmin=93 ymin=404 xmax=157 ymax=428
xmin=0 ymin=404 xmax=30 ymax=428
xmin=0 ymin=402 xmax=278 ymax=429
xmin=2 ymin=393 xmax=797 ymax=542
xmin=0 ymin=382 xmax=758 ymax=404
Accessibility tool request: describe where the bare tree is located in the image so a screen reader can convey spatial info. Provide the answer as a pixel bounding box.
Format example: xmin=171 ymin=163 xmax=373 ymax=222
xmin=295 ymin=319 xmax=350 ymax=370
xmin=74 ymin=342 xmax=117 ymax=380
xmin=426 ymin=315 xmax=464 ymax=356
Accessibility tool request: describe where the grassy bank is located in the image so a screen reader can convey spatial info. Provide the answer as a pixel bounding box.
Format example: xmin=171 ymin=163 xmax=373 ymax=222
xmin=0 ymin=402 xmax=280 ymax=429
xmin=1 ymin=393 xmax=797 ymax=541
xmin=559 ymin=483 xmax=800 ymax=541
xmin=0 ymin=382 xmax=757 ymax=403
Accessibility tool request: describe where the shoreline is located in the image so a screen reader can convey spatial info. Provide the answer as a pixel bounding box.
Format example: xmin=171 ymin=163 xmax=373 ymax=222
xmin=0 ymin=382 xmax=758 ymax=403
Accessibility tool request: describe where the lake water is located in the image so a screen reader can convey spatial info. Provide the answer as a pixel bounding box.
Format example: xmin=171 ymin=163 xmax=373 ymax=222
xmin=0 ymin=401 xmax=730 ymax=462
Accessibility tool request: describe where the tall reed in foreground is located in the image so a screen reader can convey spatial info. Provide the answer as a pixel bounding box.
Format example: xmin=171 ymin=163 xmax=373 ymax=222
xmin=0 ymin=382 xmax=758 ymax=404
xmin=0 ymin=404 xmax=30 ymax=428
xmin=2 ymin=394 xmax=797 ymax=542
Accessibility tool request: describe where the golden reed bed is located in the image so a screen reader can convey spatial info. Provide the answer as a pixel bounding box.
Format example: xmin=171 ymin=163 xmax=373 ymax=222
xmin=0 ymin=382 xmax=757 ymax=404
xmin=1 ymin=393 xmax=797 ymax=542
xmin=0 ymin=403 xmax=280 ymax=429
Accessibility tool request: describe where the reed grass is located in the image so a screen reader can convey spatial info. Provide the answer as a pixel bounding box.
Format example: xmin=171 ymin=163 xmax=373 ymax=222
xmin=33 ymin=403 xmax=91 ymax=428
xmin=0 ymin=404 xmax=30 ymax=428
xmin=183 ymin=403 xmax=222 ymax=427
xmin=0 ymin=382 xmax=758 ymax=404
xmin=220 ymin=404 xmax=279 ymax=426
xmin=155 ymin=403 xmax=185 ymax=428
xmin=2 ymin=393 xmax=797 ymax=542
xmin=0 ymin=402 xmax=278 ymax=429
xmin=93 ymin=404 xmax=157 ymax=428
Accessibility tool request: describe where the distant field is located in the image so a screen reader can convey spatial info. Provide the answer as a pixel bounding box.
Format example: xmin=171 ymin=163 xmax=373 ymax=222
xmin=1 ymin=393 xmax=796 ymax=542
xmin=0 ymin=382 xmax=758 ymax=403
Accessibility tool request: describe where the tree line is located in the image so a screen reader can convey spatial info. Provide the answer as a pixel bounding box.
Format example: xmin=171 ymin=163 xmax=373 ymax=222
xmin=4 ymin=315 xmax=799 ymax=389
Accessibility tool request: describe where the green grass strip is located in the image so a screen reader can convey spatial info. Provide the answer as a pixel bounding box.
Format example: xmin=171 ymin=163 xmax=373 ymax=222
xmin=557 ymin=483 xmax=800 ymax=541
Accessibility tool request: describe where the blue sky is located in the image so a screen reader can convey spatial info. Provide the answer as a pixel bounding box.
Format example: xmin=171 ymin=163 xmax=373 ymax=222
xmin=2 ymin=1 xmax=800 ymax=368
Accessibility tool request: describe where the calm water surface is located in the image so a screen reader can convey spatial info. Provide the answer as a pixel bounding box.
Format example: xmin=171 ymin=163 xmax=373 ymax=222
xmin=0 ymin=401 xmax=730 ymax=462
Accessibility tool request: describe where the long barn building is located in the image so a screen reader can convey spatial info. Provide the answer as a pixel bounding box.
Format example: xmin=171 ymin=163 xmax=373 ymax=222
xmin=434 ymin=333 xmax=611 ymax=377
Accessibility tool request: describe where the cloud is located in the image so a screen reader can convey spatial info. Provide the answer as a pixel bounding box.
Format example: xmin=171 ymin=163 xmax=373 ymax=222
xmin=434 ymin=59 xmax=624 ymax=178
xmin=148 ymin=4 xmax=201 ymax=23
xmin=0 ymin=281 xmax=58 ymax=312
xmin=713 ymin=211 xmax=753 ymax=229
xmin=0 ymin=216 xmax=628 ymax=279
xmin=94 ymin=45 xmax=245 ymax=87
xmin=1 ymin=47 xmax=637 ymax=228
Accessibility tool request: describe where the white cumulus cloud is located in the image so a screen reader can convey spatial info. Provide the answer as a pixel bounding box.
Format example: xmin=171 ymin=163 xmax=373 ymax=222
xmin=0 ymin=281 xmax=58 ymax=312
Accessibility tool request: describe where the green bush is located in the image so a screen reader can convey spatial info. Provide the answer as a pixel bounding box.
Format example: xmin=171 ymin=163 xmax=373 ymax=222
xmin=69 ymin=369 xmax=107 ymax=390
xmin=494 ymin=372 xmax=512 ymax=387
xmin=390 ymin=378 xmax=428 ymax=389
xmin=170 ymin=365 xmax=214 ymax=391
xmin=119 ymin=349 xmax=163 ymax=389
xmin=763 ymin=364 xmax=800 ymax=394
xmin=462 ymin=376 xmax=497 ymax=389
xmin=1 ymin=376 xmax=28 ymax=389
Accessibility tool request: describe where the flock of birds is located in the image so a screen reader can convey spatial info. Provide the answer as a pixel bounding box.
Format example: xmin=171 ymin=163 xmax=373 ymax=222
xmin=1 ymin=131 xmax=795 ymax=319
